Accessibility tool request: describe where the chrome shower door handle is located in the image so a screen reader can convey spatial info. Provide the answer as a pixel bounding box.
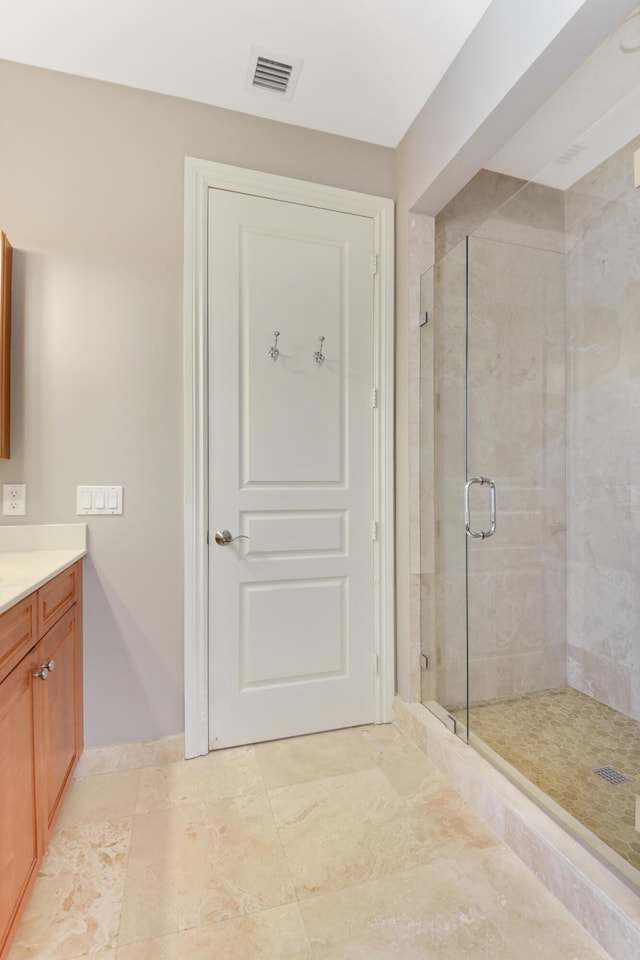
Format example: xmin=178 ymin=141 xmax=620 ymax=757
xmin=465 ymin=477 xmax=497 ymax=540
xmin=487 ymin=478 xmax=496 ymax=538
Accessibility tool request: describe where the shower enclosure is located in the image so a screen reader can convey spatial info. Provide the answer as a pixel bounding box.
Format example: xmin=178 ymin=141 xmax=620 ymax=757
xmin=420 ymin=149 xmax=640 ymax=886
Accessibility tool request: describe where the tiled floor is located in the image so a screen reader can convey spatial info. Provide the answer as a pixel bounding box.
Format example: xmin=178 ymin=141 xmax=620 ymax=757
xmin=9 ymin=723 xmax=612 ymax=959
xmin=450 ymin=687 xmax=640 ymax=873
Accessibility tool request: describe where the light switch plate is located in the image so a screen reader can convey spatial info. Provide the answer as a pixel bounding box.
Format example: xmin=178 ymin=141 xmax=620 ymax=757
xmin=3 ymin=483 xmax=26 ymax=516
xmin=76 ymin=485 xmax=123 ymax=515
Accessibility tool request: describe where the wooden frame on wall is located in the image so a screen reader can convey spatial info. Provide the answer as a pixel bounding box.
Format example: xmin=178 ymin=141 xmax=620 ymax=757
xmin=0 ymin=232 xmax=11 ymax=460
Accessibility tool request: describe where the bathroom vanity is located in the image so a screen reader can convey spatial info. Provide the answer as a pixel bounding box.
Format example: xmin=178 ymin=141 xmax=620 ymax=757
xmin=0 ymin=525 xmax=86 ymax=960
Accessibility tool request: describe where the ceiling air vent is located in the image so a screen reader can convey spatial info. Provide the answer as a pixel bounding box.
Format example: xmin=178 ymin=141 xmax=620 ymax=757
xmin=254 ymin=57 xmax=292 ymax=94
xmin=247 ymin=47 xmax=303 ymax=101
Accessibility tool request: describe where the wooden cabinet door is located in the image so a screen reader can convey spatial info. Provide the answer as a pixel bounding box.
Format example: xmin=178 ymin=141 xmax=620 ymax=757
xmin=0 ymin=650 xmax=40 ymax=959
xmin=37 ymin=607 xmax=79 ymax=838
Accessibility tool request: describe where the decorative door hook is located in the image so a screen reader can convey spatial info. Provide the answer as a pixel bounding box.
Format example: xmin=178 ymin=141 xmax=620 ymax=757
xmin=268 ymin=331 xmax=280 ymax=361
xmin=313 ymin=336 xmax=326 ymax=365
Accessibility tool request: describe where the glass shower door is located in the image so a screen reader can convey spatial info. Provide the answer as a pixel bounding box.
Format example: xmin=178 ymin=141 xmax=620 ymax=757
xmin=421 ymin=240 xmax=470 ymax=736
xmin=464 ymin=227 xmax=567 ymax=729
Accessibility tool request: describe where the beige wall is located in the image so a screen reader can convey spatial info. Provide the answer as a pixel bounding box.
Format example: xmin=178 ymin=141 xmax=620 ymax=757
xmin=1 ymin=1 xmax=632 ymax=749
xmin=0 ymin=59 xmax=394 ymax=747
xmin=565 ymin=135 xmax=640 ymax=720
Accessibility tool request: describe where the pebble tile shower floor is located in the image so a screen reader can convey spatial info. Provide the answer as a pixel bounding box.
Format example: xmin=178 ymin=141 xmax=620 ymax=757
xmin=451 ymin=687 xmax=640 ymax=873
xmin=8 ymin=722 xmax=611 ymax=959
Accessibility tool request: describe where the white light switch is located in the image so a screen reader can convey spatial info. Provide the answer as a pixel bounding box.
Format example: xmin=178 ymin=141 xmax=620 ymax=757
xmin=77 ymin=485 xmax=123 ymax=515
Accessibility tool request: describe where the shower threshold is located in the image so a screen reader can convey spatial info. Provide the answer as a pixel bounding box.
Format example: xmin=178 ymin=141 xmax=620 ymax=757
xmin=396 ymin=697 xmax=640 ymax=960
xmin=444 ymin=687 xmax=640 ymax=894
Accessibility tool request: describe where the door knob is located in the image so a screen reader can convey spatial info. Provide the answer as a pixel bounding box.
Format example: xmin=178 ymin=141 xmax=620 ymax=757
xmin=214 ymin=529 xmax=249 ymax=546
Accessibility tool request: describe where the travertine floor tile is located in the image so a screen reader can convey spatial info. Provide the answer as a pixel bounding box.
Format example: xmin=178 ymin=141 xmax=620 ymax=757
xmin=55 ymin=770 xmax=140 ymax=829
xmin=407 ymin=775 xmax=500 ymax=859
xmin=136 ymin=746 xmax=263 ymax=813
xmin=9 ymin=722 xmax=618 ymax=960
xmin=255 ymin=725 xmax=376 ymax=789
xmin=299 ymin=860 xmax=507 ymax=959
xmin=118 ymin=793 xmax=295 ymax=945
xmin=270 ymin=766 xmax=480 ymax=898
xmin=300 ymin=847 xmax=612 ymax=960
xmin=115 ymin=904 xmax=314 ymax=959
xmin=8 ymin=819 xmax=131 ymax=960
xmin=71 ymin=953 xmax=116 ymax=960
xmin=452 ymin=845 xmax=611 ymax=960
xmin=361 ymin=724 xmax=444 ymax=798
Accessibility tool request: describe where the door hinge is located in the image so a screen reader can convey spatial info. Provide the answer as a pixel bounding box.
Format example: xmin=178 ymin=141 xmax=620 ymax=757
xmin=371 ymin=254 xmax=379 ymax=276
xmin=371 ymin=388 xmax=378 ymax=408
xmin=206 ymin=530 xmax=209 ymax=545
xmin=371 ymin=521 xmax=378 ymax=541
xmin=372 ymin=652 xmax=379 ymax=675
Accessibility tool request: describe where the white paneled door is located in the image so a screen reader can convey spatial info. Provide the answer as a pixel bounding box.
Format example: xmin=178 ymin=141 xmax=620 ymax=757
xmin=208 ymin=189 xmax=377 ymax=749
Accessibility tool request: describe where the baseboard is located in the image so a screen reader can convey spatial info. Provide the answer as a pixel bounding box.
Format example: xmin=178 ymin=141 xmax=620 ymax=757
xmin=74 ymin=733 xmax=185 ymax=778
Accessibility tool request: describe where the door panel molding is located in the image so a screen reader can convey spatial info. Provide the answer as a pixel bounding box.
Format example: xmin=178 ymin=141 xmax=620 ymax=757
xmin=183 ymin=157 xmax=395 ymax=759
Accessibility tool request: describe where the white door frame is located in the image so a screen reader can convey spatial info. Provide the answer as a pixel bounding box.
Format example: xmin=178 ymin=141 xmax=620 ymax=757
xmin=183 ymin=157 xmax=395 ymax=759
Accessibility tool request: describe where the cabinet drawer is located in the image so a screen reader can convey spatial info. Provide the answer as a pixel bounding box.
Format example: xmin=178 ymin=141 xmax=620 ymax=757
xmin=37 ymin=564 xmax=78 ymax=637
xmin=0 ymin=595 xmax=36 ymax=686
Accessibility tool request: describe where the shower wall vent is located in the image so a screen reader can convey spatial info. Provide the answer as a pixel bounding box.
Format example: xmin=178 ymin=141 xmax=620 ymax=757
xmin=593 ymin=765 xmax=631 ymax=785
xmin=555 ymin=144 xmax=587 ymax=165
xmin=247 ymin=48 xmax=303 ymax=101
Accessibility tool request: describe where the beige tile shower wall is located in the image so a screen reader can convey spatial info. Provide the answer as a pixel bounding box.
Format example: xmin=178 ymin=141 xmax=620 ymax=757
xmin=466 ymin=233 xmax=566 ymax=704
xmin=434 ymin=170 xmax=526 ymax=262
xmin=430 ymin=174 xmax=567 ymax=708
xmin=564 ymin=135 xmax=640 ymax=721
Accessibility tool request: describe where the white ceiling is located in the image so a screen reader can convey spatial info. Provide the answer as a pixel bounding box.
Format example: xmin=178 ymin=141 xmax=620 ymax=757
xmin=488 ymin=6 xmax=640 ymax=188
xmin=0 ymin=0 xmax=494 ymax=148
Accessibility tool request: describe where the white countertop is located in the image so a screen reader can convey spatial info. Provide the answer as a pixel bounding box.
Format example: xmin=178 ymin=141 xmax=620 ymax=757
xmin=0 ymin=525 xmax=87 ymax=615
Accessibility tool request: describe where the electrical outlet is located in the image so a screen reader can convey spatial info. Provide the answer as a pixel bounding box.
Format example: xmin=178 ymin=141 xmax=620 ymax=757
xmin=3 ymin=483 xmax=26 ymax=516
